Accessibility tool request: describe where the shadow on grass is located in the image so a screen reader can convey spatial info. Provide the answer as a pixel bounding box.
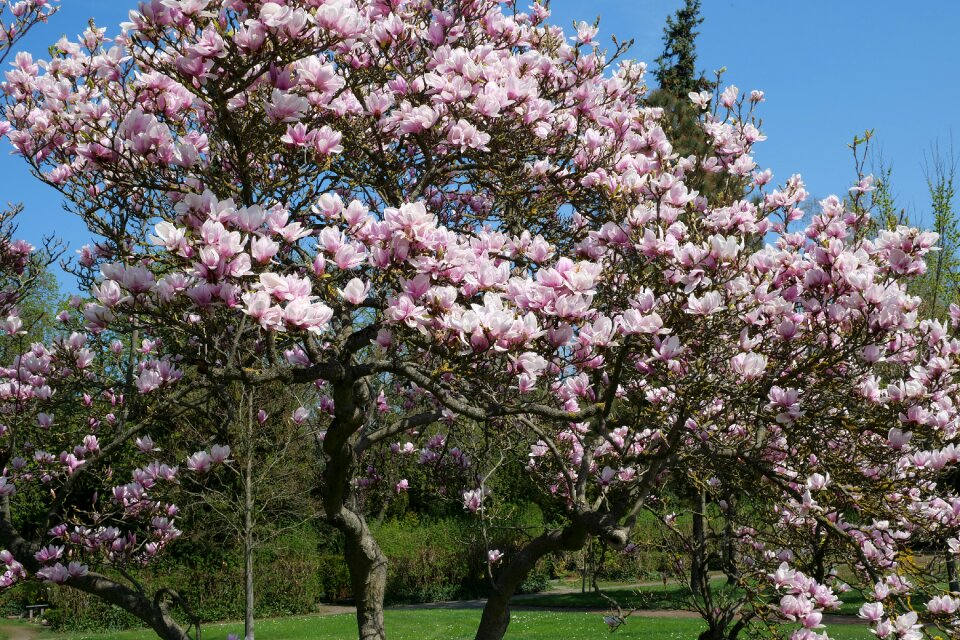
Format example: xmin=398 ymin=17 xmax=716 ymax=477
xmin=518 ymin=579 xmax=870 ymax=618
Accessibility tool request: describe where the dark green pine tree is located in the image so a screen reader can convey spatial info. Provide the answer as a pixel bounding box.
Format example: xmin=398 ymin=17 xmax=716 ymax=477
xmin=649 ymin=1 xmax=742 ymax=205
xmin=654 ymin=0 xmax=707 ymax=96
xmin=649 ymin=0 xmax=710 ymax=162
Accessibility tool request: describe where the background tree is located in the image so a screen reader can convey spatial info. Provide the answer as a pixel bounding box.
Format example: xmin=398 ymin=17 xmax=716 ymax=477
xmin=468 ymin=95 xmax=960 ymax=640
xmin=180 ymin=383 xmax=315 ymax=640
xmin=653 ymin=0 xmax=707 ymax=97
xmin=915 ymin=141 xmax=960 ymax=319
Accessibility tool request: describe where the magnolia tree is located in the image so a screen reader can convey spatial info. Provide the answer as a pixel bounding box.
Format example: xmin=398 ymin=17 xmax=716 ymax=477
xmin=448 ymin=112 xmax=960 ymax=640
xmin=0 ymin=6 xmax=210 ymax=638
xmin=1 ymin=0 xmax=651 ymax=637
xmin=4 ymin=2 xmax=960 ymax=640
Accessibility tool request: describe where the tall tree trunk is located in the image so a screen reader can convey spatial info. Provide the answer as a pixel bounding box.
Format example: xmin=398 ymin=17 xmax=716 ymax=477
xmin=690 ymin=489 xmax=707 ymax=596
xmin=948 ymin=549 xmax=960 ymax=593
xmin=321 ymin=377 xmax=387 ymax=640
xmin=323 ymin=485 xmax=388 ymax=640
xmin=474 ymin=518 xmax=589 ymax=640
xmin=342 ymin=513 xmax=388 ymax=640
xmin=580 ymin=544 xmax=587 ymax=594
xmin=244 ymin=453 xmax=255 ymax=640
xmin=721 ymin=495 xmax=737 ymax=586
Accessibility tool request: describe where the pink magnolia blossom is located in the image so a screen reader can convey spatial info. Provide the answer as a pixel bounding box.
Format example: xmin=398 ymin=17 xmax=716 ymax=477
xmin=187 ymin=451 xmax=213 ymax=473
xmin=463 ymin=489 xmax=484 ymax=514
xmin=339 ymin=278 xmax=370 ymax=305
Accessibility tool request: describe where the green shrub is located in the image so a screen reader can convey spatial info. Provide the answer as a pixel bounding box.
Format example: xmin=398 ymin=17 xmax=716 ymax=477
xmin=315 ymin=552 xmax=352 ymax=602
xmin=46 ymin=525 xmax=327 ymax=632
xmin=0 ymin=581 xmax=49 ymax=618
xmin=374 ymin=516 xmax=481 ymax=604
xmin=517 ymin=569 xmax=549 ymax=594
xmin=46 ymin=589 xmax=142 ymax=632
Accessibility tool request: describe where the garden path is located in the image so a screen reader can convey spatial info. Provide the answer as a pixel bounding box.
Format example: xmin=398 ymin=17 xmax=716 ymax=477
xmin=0 ymin=622 xmax=39 ymax=640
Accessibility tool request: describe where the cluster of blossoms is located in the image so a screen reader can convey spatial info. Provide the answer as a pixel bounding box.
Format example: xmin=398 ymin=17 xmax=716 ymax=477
xmin=0 ymin=229 xmax=33 ymax=333
xmin=0 ymin=279 xmax=217 ymax=638
xmin=185 ymin=444 xmax=231 ymax=473
xmin=771 ymin=562 xmax=842 ymax=637
xmin=0 ymin=0 xmax=54 ymax=54
xmin=0 ymin=325 xmax=188 ymax=579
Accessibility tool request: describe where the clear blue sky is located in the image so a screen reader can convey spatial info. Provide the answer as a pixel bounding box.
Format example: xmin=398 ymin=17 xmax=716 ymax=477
xmin=0 ymin=0 xmax=956 ymax=288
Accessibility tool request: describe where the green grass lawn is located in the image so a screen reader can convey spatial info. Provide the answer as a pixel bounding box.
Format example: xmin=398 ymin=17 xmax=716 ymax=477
xmin=519 ymin=581 xmax=695 ymax=610
xmin=2 ymin=610 xmax=874 ymax=640
xmin=522 ymin=579 xmax=870 ymax=617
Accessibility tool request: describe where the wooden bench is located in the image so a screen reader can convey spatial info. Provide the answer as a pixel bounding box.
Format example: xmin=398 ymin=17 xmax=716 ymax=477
xmin=23 ymin=604 xmax=48 ymax=620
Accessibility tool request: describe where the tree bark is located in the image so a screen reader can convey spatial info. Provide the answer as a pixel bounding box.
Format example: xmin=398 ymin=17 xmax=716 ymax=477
xmin=696 ymin=610 xmax=747 ymax=640
xmin=474 ymin=517 xmax=590 ymax=640
xmin=810 ymin=522 xmax=828 ymax=584
xmin=698 ymin=627 xmax=724 ymax=640
xmin=323 ymin=493 xmax=388 ymax=640
xmin=721 ymin=495 xmax=737 ymax=586
xmin=690 ymin=489 xmax=707 ymax=596
xmin=321 ymin=377 xmax=387 ymax=640
xmin=322 ymin=470 xmax=388 ymax=640
xmin=70 ymin=575 xmax=193 ymax=640
xmin=342 ymin=514 xmax=388 ymax=640
xmin=947 ymin=549 xmax=960 ymax=593
xmin=244 ymin=452 xmax=255 ymax=640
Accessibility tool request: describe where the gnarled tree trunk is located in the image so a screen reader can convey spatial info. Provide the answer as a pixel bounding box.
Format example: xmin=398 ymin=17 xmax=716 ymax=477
xmin=474 ymin=517 xmax=590 ymax=640
xmin=323 ymin=473 xmax=388 ymax=640
xmin=70 ymin=575 xmax=194 ymax=640
xmin=342 ymin=512 xmax=388 ymax=640
xmin=321 ymin=376 xmax=388 ymax=640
